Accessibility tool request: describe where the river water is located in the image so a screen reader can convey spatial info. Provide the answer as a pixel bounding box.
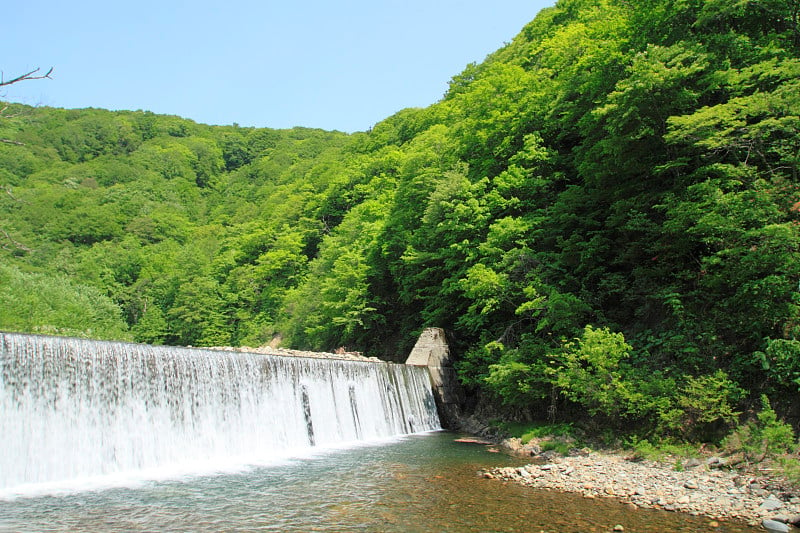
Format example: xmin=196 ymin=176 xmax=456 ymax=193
xmin=0 ymin=431 xmax=759 ymax=532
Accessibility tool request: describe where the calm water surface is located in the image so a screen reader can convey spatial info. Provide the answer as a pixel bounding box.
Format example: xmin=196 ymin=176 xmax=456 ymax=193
xmin=0 ymin=432 xmax=760 ymax=532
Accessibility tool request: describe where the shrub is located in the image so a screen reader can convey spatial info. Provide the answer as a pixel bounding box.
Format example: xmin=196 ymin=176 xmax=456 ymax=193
xmin=552 ymin=325 xmax=637 ymax=418
xmin=723 ymin=395 xmax=797 ymax=461
xmin=659 ymin=370 xmax=744 ymax=442
xmin=754 ymin=339 xmax=800 ymax=393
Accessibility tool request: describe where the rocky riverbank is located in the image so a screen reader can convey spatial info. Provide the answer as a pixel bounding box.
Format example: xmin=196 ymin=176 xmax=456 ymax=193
xmin=484 ymin=439 xmax=800 ymax=530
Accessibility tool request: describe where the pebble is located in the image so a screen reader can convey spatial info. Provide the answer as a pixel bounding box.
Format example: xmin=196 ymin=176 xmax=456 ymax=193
xmin=484 ymin=448 xmax=800 ymax=527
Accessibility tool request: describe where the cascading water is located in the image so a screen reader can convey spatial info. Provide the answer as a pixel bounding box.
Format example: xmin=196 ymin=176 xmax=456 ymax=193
xmin=0 ymin=332 xmax=440 ymax=492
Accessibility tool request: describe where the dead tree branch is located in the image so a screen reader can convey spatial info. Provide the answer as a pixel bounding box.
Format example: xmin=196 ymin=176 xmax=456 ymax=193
xmin=0 ymin=67 xmax=53 ymax=142
xmin=4 ymin=185 xmax=20 ymax=201
xmin=0 ymin=228 xmax=33 ymax=253
xmin=0 ymin=67 xmax=53 ymax=88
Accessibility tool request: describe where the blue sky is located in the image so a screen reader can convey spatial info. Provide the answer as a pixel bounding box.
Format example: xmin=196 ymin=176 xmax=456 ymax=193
xmin=4 ymin=1 xmax=554 ymax=133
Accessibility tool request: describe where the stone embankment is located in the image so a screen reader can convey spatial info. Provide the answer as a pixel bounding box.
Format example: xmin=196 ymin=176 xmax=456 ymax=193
xmin=485 ymin=440 xmax=800 ymax=530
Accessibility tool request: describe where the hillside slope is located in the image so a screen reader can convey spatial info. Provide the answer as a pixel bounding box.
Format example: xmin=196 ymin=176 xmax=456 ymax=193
xmin=2 ymin=0 xmax=798 ymax=437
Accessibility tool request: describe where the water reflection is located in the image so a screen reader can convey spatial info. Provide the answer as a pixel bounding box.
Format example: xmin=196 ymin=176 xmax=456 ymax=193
xmin=0 ymin=432 xmax=760 ymax=532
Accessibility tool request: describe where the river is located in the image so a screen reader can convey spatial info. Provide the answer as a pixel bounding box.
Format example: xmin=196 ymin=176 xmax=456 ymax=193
xmin=0 ymin=431 xmax=760 ymax=532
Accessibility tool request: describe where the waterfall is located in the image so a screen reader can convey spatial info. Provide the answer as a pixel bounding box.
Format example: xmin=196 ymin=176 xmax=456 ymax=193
xmin=0 ymin=332 xmax=440 ymax=491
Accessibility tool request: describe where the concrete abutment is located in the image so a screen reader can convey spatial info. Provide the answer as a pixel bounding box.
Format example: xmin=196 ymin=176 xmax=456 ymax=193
xmin=405 ymin=327 xmax=465 ymax=428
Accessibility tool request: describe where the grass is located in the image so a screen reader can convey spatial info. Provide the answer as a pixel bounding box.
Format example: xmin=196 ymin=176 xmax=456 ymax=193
xmin=491 ymin=420 xmax=577 ymax=443
xmin=624 ymin=436 xmax=701 ymax=462
xmin=490 ymin=420 xmax=582 ymax=455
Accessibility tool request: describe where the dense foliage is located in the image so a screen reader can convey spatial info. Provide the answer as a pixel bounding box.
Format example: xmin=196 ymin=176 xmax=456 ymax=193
xmin=2 ymin=0 xmax=798 ymax=439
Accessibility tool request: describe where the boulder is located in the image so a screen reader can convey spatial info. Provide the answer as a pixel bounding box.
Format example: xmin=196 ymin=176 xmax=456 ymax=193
xmin=762 ymin=519 xmax=790 ymax=533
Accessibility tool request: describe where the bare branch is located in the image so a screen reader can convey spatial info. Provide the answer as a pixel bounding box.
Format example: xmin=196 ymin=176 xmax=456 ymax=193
xmin=0 ymin=228 xmax=33 ymax=253
xmin=4 ymin=186 xmax=20 ymax=201
xmin=0 ymin=67 xmax=53 ymax=139
xmin=0 ymin=67 xmax=53 ymax=88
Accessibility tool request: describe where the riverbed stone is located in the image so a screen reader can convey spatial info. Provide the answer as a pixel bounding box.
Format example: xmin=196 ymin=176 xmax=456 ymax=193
xmin=485 ymin=446 xmax=800 ymax=527
xmin=761 ymin=496 xmax=784 ymax=512
xmin=762 ymin=519 xmax=790 ymax=533
xmin=684 ymin=458 xmax=702 ymax=469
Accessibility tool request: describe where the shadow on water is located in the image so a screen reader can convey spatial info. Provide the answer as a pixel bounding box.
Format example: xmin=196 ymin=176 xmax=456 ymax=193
xmin=0 ymin=431 xmax=760 ymax=532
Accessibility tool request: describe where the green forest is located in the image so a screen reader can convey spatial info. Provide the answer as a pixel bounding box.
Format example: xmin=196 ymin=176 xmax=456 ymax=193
xmin=2 ymin=0 xmax=799 ymax=442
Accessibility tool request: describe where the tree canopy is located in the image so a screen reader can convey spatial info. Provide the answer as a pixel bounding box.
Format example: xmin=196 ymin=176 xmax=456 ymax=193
xmin=2 ymin=0 xmax=798 ymax=438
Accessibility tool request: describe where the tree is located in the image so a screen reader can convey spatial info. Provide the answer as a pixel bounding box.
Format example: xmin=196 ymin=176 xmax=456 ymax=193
xmin=0 ymin=66 xmax=54 ymax=252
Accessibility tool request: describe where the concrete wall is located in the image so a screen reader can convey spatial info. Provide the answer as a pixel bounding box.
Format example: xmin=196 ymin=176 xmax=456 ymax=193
xmin=405 ymin=327 xmax=465 ymax=428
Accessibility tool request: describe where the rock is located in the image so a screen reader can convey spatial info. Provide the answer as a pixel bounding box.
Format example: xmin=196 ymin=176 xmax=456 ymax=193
xmin=761 ymin=497 xmax=784 ymax=512
xmin=525 ymin=444 xmax=542 ymax=456
xmin=715 ymin=496 xmax=732 ymax=509
xmin=613 ymin=525 xmax=625 ymax=532
xmin=481 ymin=447 xmax=800 ymax=526
xmin=684 ymin=458 xmax=702 ymax=469
xmin=733 ymin=475 xmax=748 ymax=487
xmin=726 ymin=453 xmax=745 ymax=466
xmin=762 ymin=519 xmax=790 ymax=533
xmin=541 ymin=450 xmax=560 ymax=461
xmin=789 ymin=514 xmax=800 ymax=527
xmin=569 ymin=447 xmax=592 ymax=457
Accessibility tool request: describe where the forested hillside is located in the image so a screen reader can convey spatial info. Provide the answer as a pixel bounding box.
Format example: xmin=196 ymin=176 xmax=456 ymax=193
xmin=2 ymin=0 xmax=798 ymax=439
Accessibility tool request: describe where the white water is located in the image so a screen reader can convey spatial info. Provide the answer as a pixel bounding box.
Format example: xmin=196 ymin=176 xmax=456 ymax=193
xmin=0 ymin=333 xmax=440 ymax=494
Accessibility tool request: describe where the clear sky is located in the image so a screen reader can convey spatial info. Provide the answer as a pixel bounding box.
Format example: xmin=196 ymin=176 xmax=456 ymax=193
xmin=4 ymin=1 xmax=554 ymax=133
